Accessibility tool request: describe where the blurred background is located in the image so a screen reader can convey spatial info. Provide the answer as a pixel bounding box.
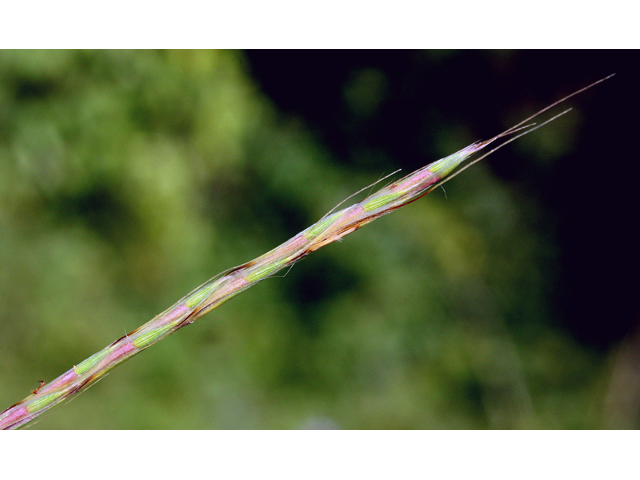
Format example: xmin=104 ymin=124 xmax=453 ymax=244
xmin=0 ymin=50 xmax=637 ymax=429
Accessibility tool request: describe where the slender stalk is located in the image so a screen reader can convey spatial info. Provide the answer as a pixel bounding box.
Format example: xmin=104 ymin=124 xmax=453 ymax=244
xmin=0 ymin=76 xmax=613 ymax=429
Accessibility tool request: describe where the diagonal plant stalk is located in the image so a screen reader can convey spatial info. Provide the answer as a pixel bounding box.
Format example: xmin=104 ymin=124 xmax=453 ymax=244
xmin=0 ymin=75 xmax=613 ymax=429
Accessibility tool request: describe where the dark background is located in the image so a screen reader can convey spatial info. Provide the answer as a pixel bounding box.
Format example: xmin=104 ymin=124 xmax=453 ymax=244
xmin=245 ymin=50 xmax=639 ymax=349
xmin=0 ymin=50 xmax=637 ymax=428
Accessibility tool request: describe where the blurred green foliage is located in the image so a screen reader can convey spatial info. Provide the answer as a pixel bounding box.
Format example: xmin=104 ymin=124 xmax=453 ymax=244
xmin=0 ymin=50 xmax=628 ymax=428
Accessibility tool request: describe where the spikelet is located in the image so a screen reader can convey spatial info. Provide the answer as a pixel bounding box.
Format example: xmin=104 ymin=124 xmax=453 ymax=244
xmin=0 ymin=75 xmax=614 ymax=429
